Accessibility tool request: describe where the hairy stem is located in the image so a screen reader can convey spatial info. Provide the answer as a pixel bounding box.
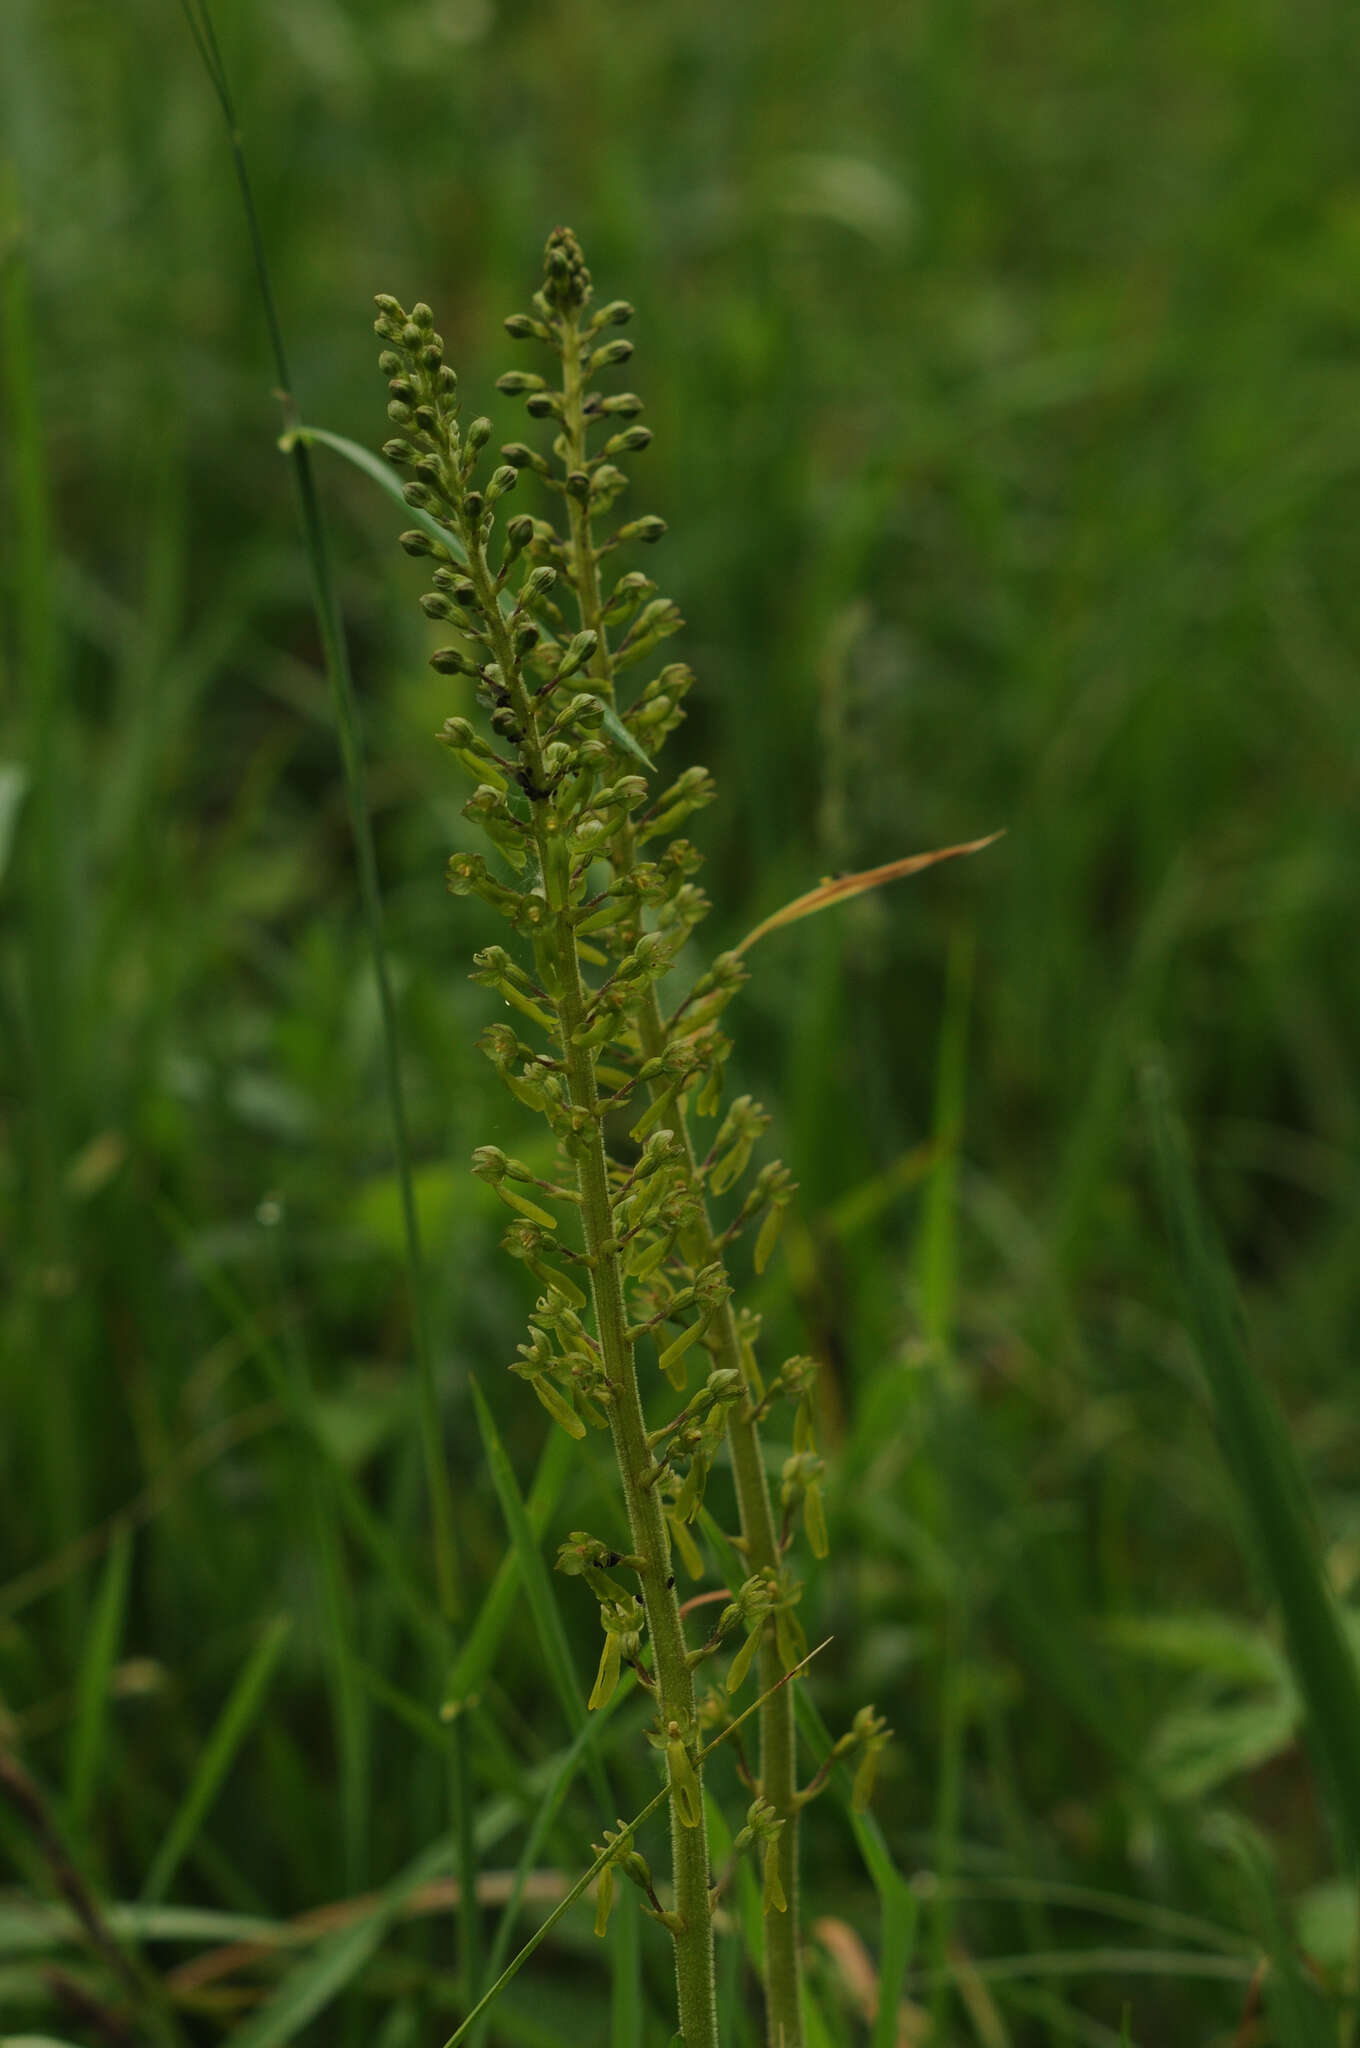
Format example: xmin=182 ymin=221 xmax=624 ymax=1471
xmin=641 ymin=993 xmax=803 ymax=2048
xmin=558 ymin=323 xmax=802 ymax=2048
xmin=461 ymin=508 xmax=719 ymax=2048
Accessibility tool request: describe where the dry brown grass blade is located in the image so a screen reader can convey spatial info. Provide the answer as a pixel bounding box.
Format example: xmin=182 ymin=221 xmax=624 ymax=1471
xmin=733 ymin=834 xmax=1005 ymax=956
xmin=812 ymin=1917 xmax=929 ymax=2046
xmin=166 ymin=1872 xmax=568 ymax=1996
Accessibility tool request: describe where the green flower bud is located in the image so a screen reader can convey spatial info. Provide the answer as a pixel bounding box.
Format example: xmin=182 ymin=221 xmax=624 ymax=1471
xmin=595 ymin=299 xmax=634 ymax=327
xmin=430 ymin=646 xmax=478 ymax=676
xmin=556 ymin=629 xmax=598 ymax=680
xmin=471 ymin=1144 xmax=508 ymax=1184
xmin=589 ymin=337 xmax=635 ymax=372
xmin=466 ymin=416 xmax=493 ymax=452
xmin=420 ymin=592 xmax=457 ymax=620
xmin=599 ymin=391 xmax=645 ymax=417
xmin=593 ymin=1859 xmax=614 ymax=1937
xmin=617 ymin=515 xmax=667 ymax=544
xmin=525 ymin=390 xmax=563 ymax=420
xmin=605 ymin=424 xmax=653 ymax=456
xmin=496 ymin=370 xmax=548 ymax=395
xmin=664 ymin=1723 xmax=702 ymax=1829
xmin=763 ymin=1839 xmax=787 ymax=1916
xmin=411 ymin=301 xmax=435 ymax=331
xmin=500 ymin=441 xmax=550 ymax=475
xmin=503 ymin=312 xmax=550 ymax=341
xmin=399 ymin=529 xmax=435 ymax=556
xmin=726 ymin=1623 xmax=762 ymax=1696
xmin=543 ymin=225 xmax=593 ymax=311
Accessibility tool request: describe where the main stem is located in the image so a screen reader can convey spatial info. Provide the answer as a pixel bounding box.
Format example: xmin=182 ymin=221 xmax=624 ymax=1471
xmin=463 ymin=512 xmax=719 ymax=2048
xmin=559 ymin=326 xmax=803 ymax=2048
xmin=639 ymin=992 xmax=803 ymax=2048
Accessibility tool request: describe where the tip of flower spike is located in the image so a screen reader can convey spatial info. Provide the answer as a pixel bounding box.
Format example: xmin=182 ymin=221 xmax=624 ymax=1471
xmin=542 ymin=226 xmax=592 ymax=312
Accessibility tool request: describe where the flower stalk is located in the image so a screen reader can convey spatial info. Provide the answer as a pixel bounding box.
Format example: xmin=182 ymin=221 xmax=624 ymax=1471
xmin=373 ymin=228 xmax=886 ymax=2048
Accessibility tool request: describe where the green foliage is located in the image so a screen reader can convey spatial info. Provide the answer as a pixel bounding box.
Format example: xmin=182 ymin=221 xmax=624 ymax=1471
xmin=5 ymin=0 xmax=1360 ymax=2043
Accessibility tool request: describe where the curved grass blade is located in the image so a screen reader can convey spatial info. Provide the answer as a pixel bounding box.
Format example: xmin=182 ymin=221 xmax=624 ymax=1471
xmin=179 ymin=0 xmax=458 ymax=1620
xmin=734 ymin=834 xmax=1003 ymax=956
xmin=221 ymin=1837 xmax=452 ymax=2048
xmin=282 ymin=422 xmax=653 ymax=775
xmin=476 ymin=1678 xmax=631 ymax=2024
xmin=155 ymin=1198 xmax=445 ymax=1662
xmin=444 ymin=1427 xmax=574 ymax=1709
xmin=465 ymin=1379 xmax=609 ymax=1804
xmin=440 ymin=1644 xmax=826 ymax=2048
xmin=66 ymin=1525 xmax=132 ymax=1832
xmin=697 ymin=1506 xmax=918 ymax=2034
xmin=140 ymin=1613 xmax=292 ymax=1905
xmin=278 ymin=422 xmax=464 ymax=561
xmin=1143 ymin=1054 xmax=1360 ymax=1862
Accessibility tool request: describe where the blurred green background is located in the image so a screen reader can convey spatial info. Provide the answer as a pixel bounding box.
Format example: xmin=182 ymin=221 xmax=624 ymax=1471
xmin=4 ymin=0 xmax=1360 ymax=2042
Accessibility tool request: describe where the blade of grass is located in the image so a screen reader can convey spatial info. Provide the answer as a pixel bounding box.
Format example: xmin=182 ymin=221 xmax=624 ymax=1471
xmin=697 ymin=1506 xmax=921 ymax=2022
xmin=903 ymin=1947 xmax=1257 ymax=1990
xmin=155 ymin=1197 xmax=445 ymax=1663
xmin=178 ymin=0 xmax=458 ymax=1621
xmin=465 ymin=1379 xmax=610 ymax=1809
xmin=277 ymin=422 xmax=464 ymax=558
xmin=472 ymin=1678 xmax=633 ymax=2048
xmin=140 ymin=1613 xmax=292 ymax=1905
xmin=463 ymin=1379 xmax=623 ymax=2023
xmin=66 ymin=1524 xmax=132 ymax=1834
xmin=441 ymin=1645 xmax=827 ymax=2048
xmin=449 ymin=1710 xmax=480 ymax=2019
xmin=221 ymin=1835 xmax=454 ymax=2048
xmin=283 ymin=420 xmax=654 ymax=774
xmin=0 ymin=1398 xmax=282 ymax=1621
xmin=609 ymin=1885 xmax=642 ymax=2048
xmin=735 ymin=835 xmax=1002 ymax=955
xmin=444 ymin=1427 xmax=574 ymax=1708
xmin=919 ymin=927 xmax=973 ymax=1351
xmin=3 ymin=160 xmax=82 ymax=1638
xmin=264 ymin=1214 xmax=370 ymax=1896
xmin=1142 ymin=1054 xmax=1360 ymax=1862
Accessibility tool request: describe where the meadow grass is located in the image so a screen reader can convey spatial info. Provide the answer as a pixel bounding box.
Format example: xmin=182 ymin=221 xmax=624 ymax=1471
xmin=4 ymin=0 xmax=1360 ymax=2043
